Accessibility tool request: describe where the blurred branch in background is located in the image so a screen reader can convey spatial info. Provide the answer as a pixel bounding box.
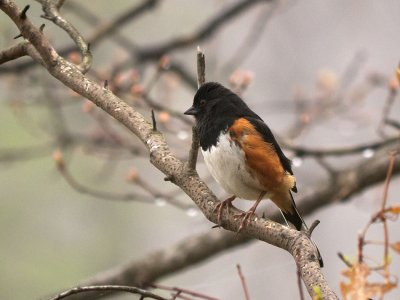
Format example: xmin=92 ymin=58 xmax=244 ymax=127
xmin=0 ymin=0 xmax=270 ymax=74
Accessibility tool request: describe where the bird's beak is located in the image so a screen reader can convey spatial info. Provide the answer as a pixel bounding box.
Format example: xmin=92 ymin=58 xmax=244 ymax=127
xmin=184 ymin=106 xmax=198 ymax=115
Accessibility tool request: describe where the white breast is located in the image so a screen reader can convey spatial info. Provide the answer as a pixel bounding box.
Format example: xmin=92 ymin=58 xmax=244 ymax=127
xmin=201 ymin=132 xmax=264 ymax=200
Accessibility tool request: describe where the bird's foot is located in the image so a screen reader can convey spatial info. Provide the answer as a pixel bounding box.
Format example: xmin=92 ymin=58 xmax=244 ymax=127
xmin=235 ymin=209 xmax=257 ymax=233
xmin=213 ymin=196 xmax=236 ymax=227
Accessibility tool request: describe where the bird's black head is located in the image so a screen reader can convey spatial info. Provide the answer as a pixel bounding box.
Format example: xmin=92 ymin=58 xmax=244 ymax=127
xmin=184 ymin=82 xmax=245 ymax=121
xmin=184 ymin=82 xmax=259 ymax=150
xmin=184 ymin=82 xmax=232 ymax=118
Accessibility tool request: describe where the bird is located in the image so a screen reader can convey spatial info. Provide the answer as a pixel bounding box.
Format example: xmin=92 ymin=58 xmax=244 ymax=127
xmin=184 ymin=82 xmax=323 ymax=266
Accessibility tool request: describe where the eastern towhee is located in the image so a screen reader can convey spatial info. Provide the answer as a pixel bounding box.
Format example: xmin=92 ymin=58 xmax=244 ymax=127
xmin=185 ymin=82 xmax=323 ymax=267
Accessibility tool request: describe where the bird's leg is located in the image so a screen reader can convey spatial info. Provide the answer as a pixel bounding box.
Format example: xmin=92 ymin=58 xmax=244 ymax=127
xmin=213 ymin=195 xmax=236 ymax=226
xmin=236 ymin=191 xmax=266 ymax=233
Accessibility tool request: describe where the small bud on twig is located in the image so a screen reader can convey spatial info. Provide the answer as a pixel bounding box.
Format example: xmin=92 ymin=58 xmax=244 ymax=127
xmin=131 ymin=84 xmax=143 ymax=96
xmin=52 ymin=149 xmax=65 ymax=170
xmin=158 ymin=111 xmax=170 ymax=124
xmin=125 ymin=167 xmax=139 ymax=182
xmin=389 ymin=77 xmax=398 ymax=93
xmin=82 ymin=100 xmax=94 ymax=113
xmin=158 ymin=55 xmax=170 ymax=70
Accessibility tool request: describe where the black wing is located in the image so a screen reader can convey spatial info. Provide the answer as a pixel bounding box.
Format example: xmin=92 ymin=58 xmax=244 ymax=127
xmin=244 ymin=116 xmax=297 ymax=192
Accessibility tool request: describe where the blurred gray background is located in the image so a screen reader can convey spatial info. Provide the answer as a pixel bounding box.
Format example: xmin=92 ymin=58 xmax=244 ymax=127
xmin=1 ymin=0 xmax=399 ymax=299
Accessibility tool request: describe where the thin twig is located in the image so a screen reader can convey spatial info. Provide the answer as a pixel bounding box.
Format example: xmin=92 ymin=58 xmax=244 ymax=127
xmin=36 ymin=0 xmax=92 ymax=73
xmin=297 ymin=267 xmax=305 ymax=300
xmin=377 ymin=81 xmax=398 ymax=137
xmin=150 ymin=283 xmax=219 ymax=300
xmin=357 ymin=150 xmax=398 ymax=268
xmin=47 ymin=285 xmax=168 ymax=300
xmin=151 ymin=109 xmax=157 ymax=131
xmin=381 ymin=150 xmax=397 ymax=210
xmin=380 ymin=150 xmax=397 ymax=280
xmin=307 ymin=220 xmax=320 ymax=236
xmin=196 ymin=46 xmax=206 ymax=89
xmin=187 ymin=47 xmax=205 ymax=172
xmin=337 ymin=252 xmax=352 ymax=268
xmin=236 ymin=264 xmax=250 ymax=300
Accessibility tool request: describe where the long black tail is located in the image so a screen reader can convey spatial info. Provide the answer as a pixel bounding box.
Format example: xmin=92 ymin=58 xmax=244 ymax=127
xmin=281 ymin=192 xmax=307 ymax=231
xmin=281 ymin=192 xmax=324 ymax=267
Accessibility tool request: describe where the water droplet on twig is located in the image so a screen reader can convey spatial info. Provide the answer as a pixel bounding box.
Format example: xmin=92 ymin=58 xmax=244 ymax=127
xmin=292 ymin=157 xmax=303 ymax=167
xmin=186 ymin=208 xmax=199 ymax=217
xmin=177 ymin=130 xmax=189 ymax=140
xmin=362 ymin=148 xmax=375 ymax=158
xmin=155 ymin=197 xmax=167 ymax=207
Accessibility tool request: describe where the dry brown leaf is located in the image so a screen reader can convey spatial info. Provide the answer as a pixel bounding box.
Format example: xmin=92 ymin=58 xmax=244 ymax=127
xmin=341 ymin=263 xmax=396 ymax=300
xmin=396 ymin=67 xmax=400 ymax=83
xmin=387 ymin=205 xmax=400 ymax=214
xmin=390 ymin=241 xmax=400 ymax=254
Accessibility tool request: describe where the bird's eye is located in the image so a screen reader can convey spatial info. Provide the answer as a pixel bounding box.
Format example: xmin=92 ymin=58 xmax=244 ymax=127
xmin=199 ymin=99 xmax=206 ymax=107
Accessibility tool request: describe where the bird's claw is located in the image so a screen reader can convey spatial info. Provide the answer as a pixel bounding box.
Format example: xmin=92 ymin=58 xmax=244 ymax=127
xmin=235 ymin=210 xmax=256 ymax=233
xmin=212 ymin=196 xmax=235 ymax=227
